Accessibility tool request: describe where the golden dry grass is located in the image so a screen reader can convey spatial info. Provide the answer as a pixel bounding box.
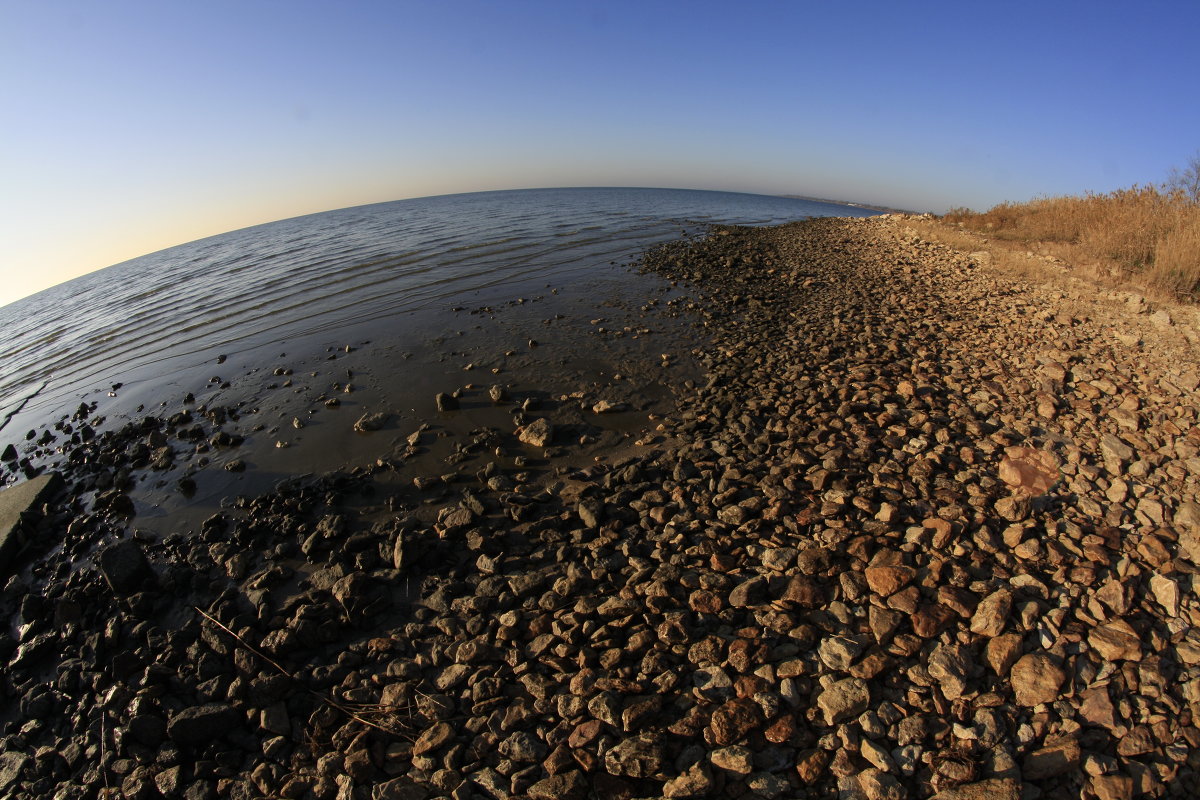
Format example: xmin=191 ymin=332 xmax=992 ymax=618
xmin=941 ymin=187 xmax=1200 ymax=301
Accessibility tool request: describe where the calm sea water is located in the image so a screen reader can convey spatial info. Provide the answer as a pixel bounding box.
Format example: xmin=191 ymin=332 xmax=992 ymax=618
xmin=0 ymin=188 xmax=877 ymax=432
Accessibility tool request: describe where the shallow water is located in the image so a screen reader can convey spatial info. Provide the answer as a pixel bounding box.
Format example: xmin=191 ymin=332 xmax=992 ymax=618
xmin=0 ymin=187 xmax=876 ymax=434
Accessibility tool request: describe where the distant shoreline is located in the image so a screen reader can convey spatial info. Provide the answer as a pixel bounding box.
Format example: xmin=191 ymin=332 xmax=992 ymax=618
xmin=778 ymin=193 xmax=926 ymax=215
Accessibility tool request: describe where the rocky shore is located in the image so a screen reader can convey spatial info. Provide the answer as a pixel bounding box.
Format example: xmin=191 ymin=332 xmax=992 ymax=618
xmin=3 ymin=215 xmax=1200 ymax=799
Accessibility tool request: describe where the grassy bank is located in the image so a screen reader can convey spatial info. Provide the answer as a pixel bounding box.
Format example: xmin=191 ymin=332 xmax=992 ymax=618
xmin=937 ymin=186 xmax=1200 ymax=301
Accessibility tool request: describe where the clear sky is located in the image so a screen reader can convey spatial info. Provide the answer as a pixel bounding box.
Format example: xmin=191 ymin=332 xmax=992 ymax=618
xmin=2 ymin=0 xmax=1198 ymax=308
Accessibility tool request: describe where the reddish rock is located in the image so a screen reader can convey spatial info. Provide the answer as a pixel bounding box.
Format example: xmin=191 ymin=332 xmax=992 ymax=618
xmin=864 ymin=565 xmax=915 ymax=597
xmin=709 ymin=699 xmax=761 ymax=745
xmin=999 ymin=446 xmax=1060 ymax=495
xmin=1010 ymin=653 xmax=1065 ymax=706
xmin=1022 ymin=737 xmax=1081 ymax=779
xmin=1088 ymin=619 xmax=1142 ymax=661
xmin=912 ymin=604 xmax=957 ymax=638
xmin=780 ymin=574 xmax=825 ymax=607
xmin=795 ymin=749 xmax=831 ymax=783
xmin=985 ymin=634 xmax=1023 ymax=676
xmin=567 ymin=720 xmax=603 ymax=749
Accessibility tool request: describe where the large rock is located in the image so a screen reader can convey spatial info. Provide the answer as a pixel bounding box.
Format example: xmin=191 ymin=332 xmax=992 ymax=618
xmin=97 ymin=539 xmax=154 ymax=596
xmin=817 ymin=677 xmax=870 ymax=725
xmin=518 ymin=418 xmax=554 ymax=447
xmin=167 ymin=704 xmax=238 ymax=745
xmin=1088 ymin=619 xmax=1142 ymax=661
xmin=1009 ymin=653 xmax=1065 ymax=706
xmin=0 ymin=472 xmax=62 ymax=577
xmin=603 ymin=733 xmax=665 ymax=778
xmin=864 ymin=565 xmax=914 ymax=596
xmin=1022 ymin=737 xmax=1081 ymax=779
xmin=998 ymin=447 xmax=1059 ymax=495
xmin=1175 ymin=501 xmax=1200 ymax=563
xmin=969 ymin=589 xmax=1012 ymax=637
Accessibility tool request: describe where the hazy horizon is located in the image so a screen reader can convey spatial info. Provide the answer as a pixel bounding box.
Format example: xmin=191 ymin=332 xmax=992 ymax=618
xmin=3 ymin=0 xmax=1198 ymax=308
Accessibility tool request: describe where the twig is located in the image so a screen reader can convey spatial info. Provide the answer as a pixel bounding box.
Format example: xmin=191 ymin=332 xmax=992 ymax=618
xmin=193 ymin=606 xmax=414 ymax=740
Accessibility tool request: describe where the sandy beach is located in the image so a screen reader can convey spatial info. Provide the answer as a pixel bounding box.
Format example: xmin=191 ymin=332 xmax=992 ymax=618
xmin=3 ymin=215 xmax=1200 ymax=799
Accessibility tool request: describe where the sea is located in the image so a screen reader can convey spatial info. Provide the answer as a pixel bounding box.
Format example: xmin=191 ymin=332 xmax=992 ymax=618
xmin=0 ymin=187 xmax=878 ymax=448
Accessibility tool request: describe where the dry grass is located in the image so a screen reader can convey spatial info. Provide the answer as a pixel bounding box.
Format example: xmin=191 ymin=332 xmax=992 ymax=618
xmin=941 ymin=187 xmax=1200 ymax=301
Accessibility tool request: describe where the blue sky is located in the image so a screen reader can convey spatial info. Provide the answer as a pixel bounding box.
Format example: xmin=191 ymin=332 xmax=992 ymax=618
xmin=2 ymin=0 xmax=1198 ymax=307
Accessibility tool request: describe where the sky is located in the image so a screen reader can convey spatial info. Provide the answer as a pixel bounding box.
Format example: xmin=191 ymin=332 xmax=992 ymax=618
xmin=2 ymin=0 xmax=1198 ymax=308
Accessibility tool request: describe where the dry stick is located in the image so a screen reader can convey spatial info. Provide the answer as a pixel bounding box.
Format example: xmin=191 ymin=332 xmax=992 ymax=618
xmin=193 ymin=606 xmax=412 ymax=739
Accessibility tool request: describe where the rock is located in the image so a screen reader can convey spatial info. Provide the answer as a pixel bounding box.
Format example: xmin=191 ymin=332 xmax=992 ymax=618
xmin=728 ymin=576 xmax=767 ymax=607
xmin=435 ymin=392 xmax=458 ymax=412
xmin=527 ymin=772 xmax=587 ymax=800
xmin=985 ymin=633 xmax=1023 ymax=676
xmin=795 ymin=748 xmax=831 ymax=782
xmin=353 ymin=412 xmax=389 ymax=432
xmin=1176 ymin=501 xmax=1200 ymax=563
xmin=1099 ymin=434 xmax=1135 ymax=464
xmin=0 ymin=752 xmax=27 ymax=792
xmin=1090 ymin=773 xmax=1135 ymax=800
xmin=817 ymin=677 xmax=870 ymax=725
xmin=603 ymin=733 xmax=665 ymax=778
xmin=818 ymin=635 xmax=866 ymax=671
xmin=1088 ymin=619 xmax=1142 ymax=661
xmin=994 ymin=494 xmax=1030 ymax=522
xmin=927 ymin=645 xmax=969 ymax=700
xmin=168 ymin=704 xmax=238 ymax=745
xmin=931 ymin=778 xmax=1020 ymax=800
xmin=1022 ymin=737 xmax=1081 ymax=779
xmin=0 ymin=473 xmax=64 ymax=577
xmin=864 ymin=565 xmax=915 ymax=597
xmin=857 ymin=768 xmax=906 ymax=800
xmin=592 ymin=399 xmax=629 ymax=413
xmin=1149 ymin=574 xmax=1180 ymax=615
xmin=499 ymin=731 xmax=546 ymax=763
xmin=710 ymin=745 xmax=753 ymax=774
xmin=488 ymin=385 xmax=508 ymax=403
xmin=662 ymin=761 xmax=713 ymax=798
xmin=969 ymin=589 xmax=1012 ymax=637
xmin=97 ymin=539 xmax=154 ymax=596
xmin=412 ymin=722 xmax=455 ymax=756
xmin=998 ymin=447 xmax=1058 ymax=495
xmin=1009 ymin=653 xmax=1065 ymax=706
xmin=518 ymin=418 xmax=554 ymax=447
xmin=710 ymin=698 xmax=761 ymax=745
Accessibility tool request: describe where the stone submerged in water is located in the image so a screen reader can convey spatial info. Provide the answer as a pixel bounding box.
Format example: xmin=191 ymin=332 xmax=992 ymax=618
xmin=353 ymin=411 xmax=389 ymax=432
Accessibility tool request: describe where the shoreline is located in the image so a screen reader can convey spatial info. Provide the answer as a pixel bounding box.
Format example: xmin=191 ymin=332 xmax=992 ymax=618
xmin=2 ymin=216 xmax=1200 ymax=798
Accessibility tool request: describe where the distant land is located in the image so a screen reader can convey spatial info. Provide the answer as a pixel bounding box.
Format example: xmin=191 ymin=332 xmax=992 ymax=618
xmin=780 ymin=194 xmax=927 ymax=215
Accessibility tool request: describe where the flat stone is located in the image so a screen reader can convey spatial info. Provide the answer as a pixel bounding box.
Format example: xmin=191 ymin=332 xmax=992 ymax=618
xmin=0 ymin=472 xmax=62 ymax=577
xmin=999 ymin=447 xmax=1059 ymax=495
xmin=1023 ymin=737 xmax=1081 ymax=779
xmin=353 ymin=412 xmax=389 ymax=432
xmin=1088 ymin=619 xmax=1142 ymax=661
